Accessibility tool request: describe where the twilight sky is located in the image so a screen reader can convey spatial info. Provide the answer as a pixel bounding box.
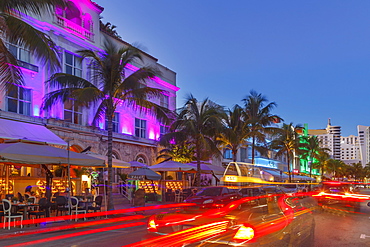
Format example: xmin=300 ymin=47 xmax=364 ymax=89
xmin=96 ymin=0 xmax=370 ymax=136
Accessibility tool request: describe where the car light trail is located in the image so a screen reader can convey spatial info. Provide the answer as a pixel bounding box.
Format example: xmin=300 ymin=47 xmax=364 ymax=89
xmin=127 ymin=221 xmax=229 ymax=247
xmin=5 ymin=221 xmax=145 ymax=247
xmin=0 ymin=203 xmax=195 ymax=229
xmin=0 ymin=215 xmax=145 ymax=240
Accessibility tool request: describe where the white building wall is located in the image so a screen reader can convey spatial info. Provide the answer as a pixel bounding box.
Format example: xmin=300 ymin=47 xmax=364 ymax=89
xmin=340 ymin=135 xmax=361 ymax=165
xmin=358 ymin=125 xmax=370 ymax=166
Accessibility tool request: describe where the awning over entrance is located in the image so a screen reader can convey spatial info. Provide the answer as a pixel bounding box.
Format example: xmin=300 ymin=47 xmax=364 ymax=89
xmin=0 ymin=118 xmax=66 ymax=146
xmin=291 ymin=175 xmax=316 ymax=181
xmin=261 ymin=168 xmax=289 ymax=181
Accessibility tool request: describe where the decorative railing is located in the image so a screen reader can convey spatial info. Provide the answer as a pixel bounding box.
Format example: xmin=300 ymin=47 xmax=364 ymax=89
xmin=56 ymin=15 xmax=94 ymax=41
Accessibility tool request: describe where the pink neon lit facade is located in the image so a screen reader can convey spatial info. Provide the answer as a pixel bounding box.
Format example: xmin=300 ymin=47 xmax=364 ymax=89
xmin=0 ymin=0 xmax=178 ymax=147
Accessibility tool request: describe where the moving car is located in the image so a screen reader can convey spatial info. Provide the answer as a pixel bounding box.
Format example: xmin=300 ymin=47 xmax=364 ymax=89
xmin=183 ymin=186 xmax=242 ymax=209
xmin=146 ymin=191 xmax=317 ymax=246
xmin=313 ymin=181 xmax=366 ymax=212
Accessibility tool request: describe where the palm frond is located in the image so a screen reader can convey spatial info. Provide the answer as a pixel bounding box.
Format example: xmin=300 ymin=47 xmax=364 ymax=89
xmin=5 ymin=15 xmax=60 ymax=71
xmin=0 ymin=0 xmax=67 ymax=16
xmin=0 ymin=38 xmax=23 ymax=91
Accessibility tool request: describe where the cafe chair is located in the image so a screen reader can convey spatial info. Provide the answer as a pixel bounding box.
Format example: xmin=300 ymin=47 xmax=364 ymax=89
xmin=88 ymin=195 xmax=103 ymax=216
xmin=55 ymin=196 xmax=69 ymax=216
xmin=70 ymin=197 xmax=86 ymax=221
xmin=0 ymin=204 xmax=4 ymax=223
xmin=2 ymin=199 xmax=23 ymax=230
xmin=28 ymin=198 xmax=48 ymax=225
xmin=17 ymin=192 xmax=25 ymax=203
xmin=175 ymin=190 xmax=183 ymax=203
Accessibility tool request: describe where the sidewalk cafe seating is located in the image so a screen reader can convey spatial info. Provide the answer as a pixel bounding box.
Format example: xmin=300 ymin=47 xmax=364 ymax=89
xmin=2 ymin=199 xmax=23 ymax=230
xmin=174 ymin=189 xmax=183 ymax=202
xmin=70 ymin=197 xmax=87 ymax=221
xmin=28 ymin=197 xmax=48 ymax=225
xmin=55 ymin=196 xmax=69 ymax=216
xmin=88 ymin=195 xmax=103 ymax=214
xmin=0 ymin=204 xmax=4 ymax=223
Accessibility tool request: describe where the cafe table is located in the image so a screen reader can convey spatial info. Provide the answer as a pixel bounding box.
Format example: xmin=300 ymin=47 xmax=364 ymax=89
xmin=12 ymin=202 xmax=39 ymax=220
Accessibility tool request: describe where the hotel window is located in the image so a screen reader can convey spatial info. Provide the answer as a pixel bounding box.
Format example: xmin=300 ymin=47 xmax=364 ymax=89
xmin=8 ymin=42 xmax=31 ymax=64
xmin=6 ymin=85 xmax=31 ymax=116
xmin=105 ymin=112 xmax=119 ymax=133
xmin=65 ymin=51 xmax=82 ymax=77
xmin=223 ymin=149 xmax=233 ymax=159
xmin=64 ymin=99 xmax=82 ymax=124
xmin=135 ymin=118 xmax=146 ymax=138
xmin=160 ymin=125 xmax=169 ymax=136
xmin=160 ymin=94 xmax=169 ymax=109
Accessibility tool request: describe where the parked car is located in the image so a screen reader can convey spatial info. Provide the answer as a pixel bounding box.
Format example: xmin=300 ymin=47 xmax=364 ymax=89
xmin=146 ymin=192 xmax=317 ymax=246
xmin=183 ymin=186 xmax=242 ymax=209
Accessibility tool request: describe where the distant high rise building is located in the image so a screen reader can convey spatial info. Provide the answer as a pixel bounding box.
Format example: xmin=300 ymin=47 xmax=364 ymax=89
xmin=308 ymin=119 xmax=341 ymax=160
xmin=340 ymin=135 xmax=361 ymax=165
xmin=357 ymin=125 xmax=370 ymax=166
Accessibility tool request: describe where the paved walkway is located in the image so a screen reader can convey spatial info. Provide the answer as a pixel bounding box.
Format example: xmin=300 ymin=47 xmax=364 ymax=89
xmin=0 ymin=194 xmax=172 ymax=236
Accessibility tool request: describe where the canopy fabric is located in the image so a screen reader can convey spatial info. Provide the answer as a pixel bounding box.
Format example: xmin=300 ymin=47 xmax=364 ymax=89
xmin=150 ymin=160 xmax=195 ymax=172
xmin=291 ymin=175 xmax=316 ymax=181
xmin=128 ymin=167 xmax=161 ymax=180
xmin=187 ymin=162 xmax=226 ymax=175
xmin=0 ymin=118 xmax=66 ymax=146
xmin=261 ymin=168 xmax=289 ymax=181
xmin=0 ymin=142 xmax=105 ymax=166
xmin=129 ymin=160 xmax=148 ymax=168
xmin=83 ymin=151 xmax=130 ymax=168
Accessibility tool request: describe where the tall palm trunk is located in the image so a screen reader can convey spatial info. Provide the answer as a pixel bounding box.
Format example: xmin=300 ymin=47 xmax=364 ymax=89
xmin=286 ymin=150 xmax=291 ymax=183
xmin=251 ymin=136 xmax=256 ymax=164
xmin=232 ymin=148 xmax=237 ymax=162
xmin=196 ymin=139 xmax=201 ymax=187
xmin=309 ymin=156 xmax=313 ymax=178
xmin=106 ymin=103 xmax=114 ymax=210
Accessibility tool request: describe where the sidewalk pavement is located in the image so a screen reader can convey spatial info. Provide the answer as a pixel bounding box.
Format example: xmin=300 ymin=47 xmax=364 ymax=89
xmin=0 ymin=195 xmax=175 ymax=236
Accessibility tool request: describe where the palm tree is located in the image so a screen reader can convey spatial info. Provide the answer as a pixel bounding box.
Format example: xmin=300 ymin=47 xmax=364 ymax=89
xmin=301 ymin=136 xmax=330 ymax=178
xmin=347 ymin=163 xmax=365 ymax=181
xmin=157 ymin=142 xmax=196 ymax=163
xmin=159 ymin=95 xmax=224 ymax=187
xmin=325 ymin=159 xmax=346 ymax=179
xmin=269 ymin=123 xmax=304 ymax=182
xmin=0 ymin=0 xmax=65 ymax=91
xmin=42 ymin=40 xmax=173 ymax=210
xmin=242 ymin=90 xmax=282 ymax=164
xmin=217 ymin=105 xmax=250 ymax=162
xmin=312 ymin=150 xmax=330 ymax=180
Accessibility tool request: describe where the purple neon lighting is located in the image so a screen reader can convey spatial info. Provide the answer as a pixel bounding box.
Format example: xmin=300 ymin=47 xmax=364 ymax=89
xmin=125 ymin=64 xmax=179 ymax=92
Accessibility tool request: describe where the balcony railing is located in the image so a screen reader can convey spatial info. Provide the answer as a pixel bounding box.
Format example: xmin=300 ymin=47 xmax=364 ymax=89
xmin=56 ymin=15 xmax=94 ymax=42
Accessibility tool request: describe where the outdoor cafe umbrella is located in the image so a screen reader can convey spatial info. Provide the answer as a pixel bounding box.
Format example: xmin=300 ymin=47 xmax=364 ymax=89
xmin=128 ymin=160 xmax=148 ymax=168
xmin=82 ymin=151 xmax=131 ymax=168
xmin=0 ymin=141 xmax=105 ymax=203
xmin=187 ymin=162 xmax=226 ymax=175
xmin=0 ymin=141 xmax=105 ymax=166
xmin=150 ymin=160 xmax=195 ymax=172
xmin=128 ymin=167 xmax=161 ymax=181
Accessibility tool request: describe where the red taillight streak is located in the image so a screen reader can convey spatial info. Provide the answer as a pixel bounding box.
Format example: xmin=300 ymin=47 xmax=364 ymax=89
xmin=0 ymin=203 xmax=195 ymax=228
xmin=126 ymin=221 xmax=229 ymax=247
xmin=5 ymin=221 xmax=144 ymax=247
xmin=0 ymin=215 xmax=145 ymax=240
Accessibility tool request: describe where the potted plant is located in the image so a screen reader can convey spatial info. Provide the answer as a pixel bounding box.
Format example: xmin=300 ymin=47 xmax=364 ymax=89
xmin=27 ymin=198 xmax=34 ymax=205
xmin=12 ymin=197 xmax=18 ymax=203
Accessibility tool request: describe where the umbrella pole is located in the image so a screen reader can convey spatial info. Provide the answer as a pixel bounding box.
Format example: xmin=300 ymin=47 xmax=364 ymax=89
xmin=103 ymin=167 xmax=107 ymax=218
xmin=5 ymin=164 xmax=9 ymax=195
xmin=67 ymin=141 xmax=72 ymax=195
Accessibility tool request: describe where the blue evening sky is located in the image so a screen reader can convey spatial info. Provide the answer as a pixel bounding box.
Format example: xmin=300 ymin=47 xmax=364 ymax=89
xmin=96 ymin=0 xmax=370 ymax=136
